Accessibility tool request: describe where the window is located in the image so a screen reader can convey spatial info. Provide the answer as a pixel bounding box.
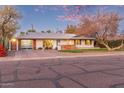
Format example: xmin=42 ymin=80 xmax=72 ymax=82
xmin=68 ymin=40 xmax=74 ymax=45
xmin=75 ymin=40 xmax=81 ymax=45
xmin=85 ymin=40 xmax=92 ymax=45
xmin=57 ymin=40 xmax=60 ymax=45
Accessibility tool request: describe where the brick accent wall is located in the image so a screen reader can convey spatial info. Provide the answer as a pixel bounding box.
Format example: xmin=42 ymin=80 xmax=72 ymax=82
xmin=61 ymin=45 xmax=76 ymax=50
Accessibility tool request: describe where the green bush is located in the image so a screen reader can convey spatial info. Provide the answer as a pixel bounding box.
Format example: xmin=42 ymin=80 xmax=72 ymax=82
xmin=95 ymin=40 xmax=123 ymax=48
xmin=108 ymin=40 xmax=123 ymax=48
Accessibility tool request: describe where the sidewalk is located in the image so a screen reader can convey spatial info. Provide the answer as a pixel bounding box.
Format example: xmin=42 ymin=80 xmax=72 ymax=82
xmin=0 ymin=51 xmax=124 ymax=62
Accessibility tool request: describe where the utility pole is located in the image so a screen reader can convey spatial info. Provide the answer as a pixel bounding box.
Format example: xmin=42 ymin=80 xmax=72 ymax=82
xmin=31 ymin=24 xmax=34 ymax=31
xmin=56 ymin=28 xmax=58 ymax=32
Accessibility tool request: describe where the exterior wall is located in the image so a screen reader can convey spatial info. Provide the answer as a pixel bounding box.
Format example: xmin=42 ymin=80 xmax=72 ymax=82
xmin=81 ymin=40 xmax=94 ymax=48
xmin=58 ymin=40 xmax=75 ymax=50
xmin=75 ymin=40 xmax=94 ymax=49
xmin=10 ymin=41 xmax=17 ymax=50
xmin=9 ymin=39 xmax=20 ymax=51
xmin=15 ymin=39 xmax=95 ymax=51
xmin=59 ymin=40 xmax=74 ymax=45
xmin=36 ymin=40 xmax=43 ymax=49
xmin=59 ymin=39 xmax=94 ymax=50
xmin=52 ymin=40 xmax=57 ymax=49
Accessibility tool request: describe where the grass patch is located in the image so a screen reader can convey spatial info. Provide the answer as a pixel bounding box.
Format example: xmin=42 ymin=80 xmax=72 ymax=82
xmin=59 ymin=48 xmax=108 ymax=53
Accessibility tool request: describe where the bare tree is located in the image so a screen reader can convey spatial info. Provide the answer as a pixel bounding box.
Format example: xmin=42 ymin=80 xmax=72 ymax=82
xmin=65 ymin=24 xmax=77 ymax=34
xmin=76 ymin=12 xmax=124 ymax=51
xmin=0 ymin=6 xmax=22 ymax=48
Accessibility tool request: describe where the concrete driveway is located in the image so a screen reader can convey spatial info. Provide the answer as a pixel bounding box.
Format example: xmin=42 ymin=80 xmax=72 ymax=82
xmin=9 ymin=49 xmax=62 ymax=58
xmin=0 ymin=54 xmax=124 ymax=88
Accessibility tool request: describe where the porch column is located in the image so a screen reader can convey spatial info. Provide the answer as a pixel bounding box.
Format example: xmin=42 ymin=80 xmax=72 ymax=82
xmin=8 ymin=40 xmax=11 ymax=51
xmin=16 ymin=40 xmax=19 ymax=51
xmin=18 ymin=39 xmax=21 ymax=50
xmin=91 ymin=40 xmax=95 ymax=47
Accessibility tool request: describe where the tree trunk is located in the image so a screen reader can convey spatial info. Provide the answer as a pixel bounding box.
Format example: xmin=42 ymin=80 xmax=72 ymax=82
xmin=1 ymin=15 xmax=12 ymax=48
xmin=101 ymin=42 xmax=112 ymax=51
xmin=1 ymin=25 xmax=5 ymax=48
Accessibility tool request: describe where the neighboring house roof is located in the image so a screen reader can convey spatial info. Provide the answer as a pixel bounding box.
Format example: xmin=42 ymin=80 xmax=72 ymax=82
xmin=17 ymin=32 xmax=95 ymax=40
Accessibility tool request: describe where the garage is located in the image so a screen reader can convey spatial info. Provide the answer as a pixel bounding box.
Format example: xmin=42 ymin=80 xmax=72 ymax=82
xmin=20 ymin=40 xmax=33 ymax=49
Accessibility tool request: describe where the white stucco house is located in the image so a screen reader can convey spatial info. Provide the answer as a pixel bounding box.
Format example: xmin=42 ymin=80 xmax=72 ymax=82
xmin=9 ymin=32 xmax=95 ymax=51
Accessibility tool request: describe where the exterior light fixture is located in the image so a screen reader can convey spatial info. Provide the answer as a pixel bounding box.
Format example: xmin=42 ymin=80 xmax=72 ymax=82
xmin=11 ymin=38 xmax=16 ymax=42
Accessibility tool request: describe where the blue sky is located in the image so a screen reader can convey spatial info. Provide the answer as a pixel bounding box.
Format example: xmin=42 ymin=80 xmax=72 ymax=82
xmin=16 ymin=5 xmax=79 ymax=33
xmin=10 ymin=5 xmax=124 ymax=34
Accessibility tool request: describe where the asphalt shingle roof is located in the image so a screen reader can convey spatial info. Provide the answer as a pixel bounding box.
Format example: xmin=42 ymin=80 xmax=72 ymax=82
xmin=17 ymin=32 xmax=95 ymax=40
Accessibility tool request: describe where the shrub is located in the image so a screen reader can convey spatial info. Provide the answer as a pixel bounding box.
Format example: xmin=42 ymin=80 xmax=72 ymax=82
xmin=95 ymin=40 xmax=123 ymax=48
xmin=0 ymin=44 xmax=7 ymax=57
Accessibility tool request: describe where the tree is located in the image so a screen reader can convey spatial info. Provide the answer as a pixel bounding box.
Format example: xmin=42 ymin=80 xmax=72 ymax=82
xmin=0 ymin=6 xmax=22 ymax=48
xmin=27 ymin=29 xmax=36 ymax=33
xmin=20 ymin=32 xmax=25 ymax=36
xmin=46 ymin=30 xmax=52 ymax=33
xmin=76 ymin=12 xmax=124 ymax=51
xmin=65 ymin=25 xmax=76 ymax=34
xmin=41 ymin=31 xmax=45 ymax=33
xmin=56 ymin=30 xmax=63 ymax=33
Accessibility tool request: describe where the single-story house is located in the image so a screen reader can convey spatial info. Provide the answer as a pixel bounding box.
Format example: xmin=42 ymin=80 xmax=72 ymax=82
xmin=9 ymin=32 xmax=95 ymax=51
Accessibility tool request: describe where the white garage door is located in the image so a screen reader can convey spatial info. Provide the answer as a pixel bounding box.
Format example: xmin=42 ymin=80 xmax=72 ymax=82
xmin=21 ymin=40 xmax=33 ymax=49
